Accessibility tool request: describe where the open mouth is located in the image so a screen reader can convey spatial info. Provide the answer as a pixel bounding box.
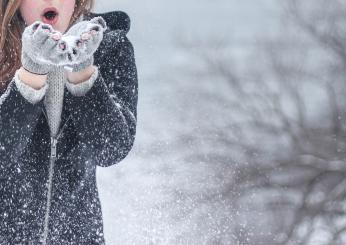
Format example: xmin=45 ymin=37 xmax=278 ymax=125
xmin=44 ymin=11 xmax=58 ymax=20
xmin=41 ymin=8 xmax=59 ymax=24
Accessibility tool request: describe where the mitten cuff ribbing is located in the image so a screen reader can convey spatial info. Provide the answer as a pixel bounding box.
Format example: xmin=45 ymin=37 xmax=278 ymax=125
xmin=65 ymin=66 xmax=98 ymax=97
xmin=14 ymin=69 xmax=48 ymax=104
xmin=21 ymin=52 xmax=50 ymax=75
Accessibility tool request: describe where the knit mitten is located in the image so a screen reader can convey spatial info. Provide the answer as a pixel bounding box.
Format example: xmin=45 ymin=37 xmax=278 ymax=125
xmin=21 ymin=21 xmax=65 ymax=75
xmin=60 ymin=17 xmax=107 ymax=72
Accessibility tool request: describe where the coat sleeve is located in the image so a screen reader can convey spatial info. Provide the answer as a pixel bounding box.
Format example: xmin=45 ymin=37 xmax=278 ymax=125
xmin=0 ymin=74 xmax=46 ymax=162
xmin=64 ymin=30 xmax=138 ymax=167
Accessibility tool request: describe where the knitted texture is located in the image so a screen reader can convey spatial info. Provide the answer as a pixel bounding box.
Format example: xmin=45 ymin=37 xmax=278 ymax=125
xmin=43 ymin=67 xmax=65 ymax=137
xmin=65 ymin=66 xmax=98 ymax=96
xmin=62 ymin=17 xmax=107 ymax=73
xmin=21 ymin=22 xmax=61 ymax=75
xmin=46 ymin=67 xmax=98 ymax=137
xmin=14 ymin=66 xmax=98 ymax=137
xmin=14 ymin=69 xmax=48 ymax=104
xmin=13 ymin=15 xmax=106 ymax=137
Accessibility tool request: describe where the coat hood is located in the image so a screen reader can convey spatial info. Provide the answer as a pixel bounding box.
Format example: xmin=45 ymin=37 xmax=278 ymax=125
xmin=83 ymin=10 xmax=131 ymax=34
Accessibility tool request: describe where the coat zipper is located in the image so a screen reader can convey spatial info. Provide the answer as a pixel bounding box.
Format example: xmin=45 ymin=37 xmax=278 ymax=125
xmin=40 ymin=107 xmax=71 ymax=245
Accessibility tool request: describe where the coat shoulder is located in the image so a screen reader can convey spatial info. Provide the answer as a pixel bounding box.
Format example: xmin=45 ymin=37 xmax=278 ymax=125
xmin=89 ymin=11 xmax=135 ymax=69
xmin=83 ymin=10 xmax=131 ymax=34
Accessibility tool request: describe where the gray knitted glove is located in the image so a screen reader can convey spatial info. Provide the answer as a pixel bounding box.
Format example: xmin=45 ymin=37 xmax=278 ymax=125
xmin=60 ymin=17 xmax=107 ymax=72
xmin=21 ymin=21 xmax=66 ymax=75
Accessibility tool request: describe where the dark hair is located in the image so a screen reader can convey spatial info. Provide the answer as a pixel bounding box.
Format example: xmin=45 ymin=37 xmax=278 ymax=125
xmin=0 ymin=0 xmax=95 ymax=90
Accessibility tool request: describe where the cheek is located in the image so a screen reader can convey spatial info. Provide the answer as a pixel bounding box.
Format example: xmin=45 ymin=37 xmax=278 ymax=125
xmin=19 ymin=0 xmax=39 ymax=25
xmin=61 ymin=0 xmax=76 ymax=18
xmin=58 ymin=0 xmax=76 ymax=33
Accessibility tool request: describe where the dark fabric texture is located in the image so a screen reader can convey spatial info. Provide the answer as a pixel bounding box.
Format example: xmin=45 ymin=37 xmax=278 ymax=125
xmin=0 ymin=10 xmax=138 ymax=244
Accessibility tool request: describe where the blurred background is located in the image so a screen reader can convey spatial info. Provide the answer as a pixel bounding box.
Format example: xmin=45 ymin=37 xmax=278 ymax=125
xmin=94 ymin=0 xmax=346 ymax=244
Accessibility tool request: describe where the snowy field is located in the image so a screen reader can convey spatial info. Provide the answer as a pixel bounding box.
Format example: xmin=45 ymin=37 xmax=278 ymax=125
xmin=93 ymin=1 xmax=281 ymax=244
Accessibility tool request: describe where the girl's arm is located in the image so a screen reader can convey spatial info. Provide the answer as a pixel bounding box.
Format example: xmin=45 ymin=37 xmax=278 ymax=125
xmin=0 ymin=69 xmax=46 ymax=161
xmin=66 ymin=65 xmax=96 ymax=85
xmin=15 ymin=67 xmax=49 ymax=104
xmin=64 ymin=31 xmax=138 ymax=167
xmin=18 ymin=67 xmax=47 ymax=89
xmin=64 ymin=65 xmax=98 ymax=97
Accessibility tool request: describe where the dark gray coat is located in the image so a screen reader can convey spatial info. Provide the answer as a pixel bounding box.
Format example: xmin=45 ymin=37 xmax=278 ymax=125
xmin=0 ymin=10 xmax=138 ymax=244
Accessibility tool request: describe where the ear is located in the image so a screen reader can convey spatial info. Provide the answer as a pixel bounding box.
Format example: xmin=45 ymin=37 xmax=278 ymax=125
xmin=90 ymin=16 xmax=107 ymax=31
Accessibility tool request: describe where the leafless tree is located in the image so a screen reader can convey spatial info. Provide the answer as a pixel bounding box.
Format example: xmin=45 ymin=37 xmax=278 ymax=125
xmin=171 ymin=0 xmax=346 ymax=244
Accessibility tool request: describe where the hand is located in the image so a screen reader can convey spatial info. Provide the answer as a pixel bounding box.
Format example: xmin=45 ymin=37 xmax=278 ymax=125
xmin=21 ymin=21 xmax=66 ymax=75
xmin=58 ymin=17 xmax=107 ymax=72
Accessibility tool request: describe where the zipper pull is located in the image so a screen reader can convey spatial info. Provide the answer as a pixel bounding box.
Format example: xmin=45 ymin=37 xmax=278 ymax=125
xmin=51 ymin=137 xmax=57 ymax=159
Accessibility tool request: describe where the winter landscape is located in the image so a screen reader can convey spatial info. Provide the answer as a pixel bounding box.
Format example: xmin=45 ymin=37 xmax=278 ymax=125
xmin=94 ymin=0 xmax=346 ymax=244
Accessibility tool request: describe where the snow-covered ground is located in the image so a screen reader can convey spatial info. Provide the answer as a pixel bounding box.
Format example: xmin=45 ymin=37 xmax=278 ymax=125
xmin=93 ymin=1 xmax=281 ymax=244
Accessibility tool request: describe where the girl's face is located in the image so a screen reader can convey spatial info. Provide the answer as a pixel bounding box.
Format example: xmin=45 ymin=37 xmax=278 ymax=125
xmin=19 ymin=0 xmax=76 ymax=33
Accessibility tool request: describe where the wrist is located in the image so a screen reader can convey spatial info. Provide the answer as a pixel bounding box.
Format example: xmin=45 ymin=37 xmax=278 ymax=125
xmin=66 ymin=65 xmax=96 ymax=84
xmin=18 ymin=67 xmax=48 ymax=90
xmin=67 ymin=56 xmax=94 ymax=73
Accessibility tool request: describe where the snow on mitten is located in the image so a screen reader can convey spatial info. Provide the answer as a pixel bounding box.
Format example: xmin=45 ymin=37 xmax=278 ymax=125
xmin=60 ymin=16 xmax=107 ymax=72
xmin=21 ymin=21 xmax=65 ymax=75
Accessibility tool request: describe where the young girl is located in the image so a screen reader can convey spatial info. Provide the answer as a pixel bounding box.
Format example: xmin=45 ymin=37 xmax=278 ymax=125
xmin=0 ymin=0 xmax=138 ymax=244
